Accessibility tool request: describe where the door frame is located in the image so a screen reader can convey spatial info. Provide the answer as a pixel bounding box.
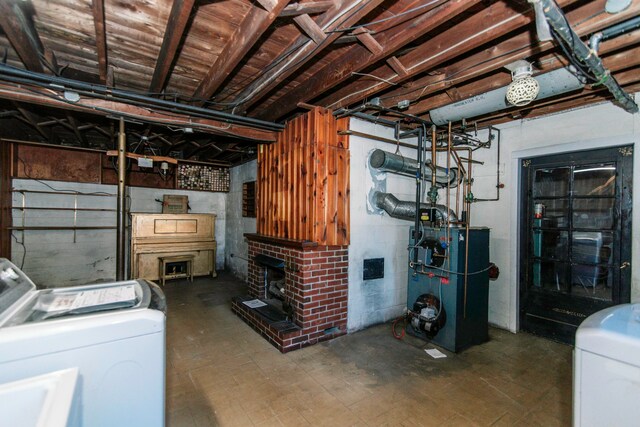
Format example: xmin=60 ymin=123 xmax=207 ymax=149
xmin=510 ymin=135 xmax=637 ymax=333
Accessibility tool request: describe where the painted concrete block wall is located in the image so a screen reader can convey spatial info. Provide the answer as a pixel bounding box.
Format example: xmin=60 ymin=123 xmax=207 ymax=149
xmin=225 ymin=160 xmax=257 ymax=281
xmin=468 ymin=93 xmax=640 ymax=331
xmin=348 ymin=118 xmax=419 ymax=331
xmin=11 ymin=179 xmax=226 ymax=287
xmin=347 ymin=94 xmax=640 ymax=333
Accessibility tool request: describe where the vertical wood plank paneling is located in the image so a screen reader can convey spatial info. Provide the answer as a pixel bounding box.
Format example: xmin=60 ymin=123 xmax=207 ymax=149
xmin=305 ymin=112 xmax=314 ymax=241
xmin=256 ymin=107 xmax=350 ymax=245
xmin=337 ymin=117 xmax=350 ymax=243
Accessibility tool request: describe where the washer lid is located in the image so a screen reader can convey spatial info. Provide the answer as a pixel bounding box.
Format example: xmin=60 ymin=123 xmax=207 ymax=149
xmin=575 ymin=303 xmax=640 ymax=366
xmin=0 ymin=258 xmax=36 ymax=317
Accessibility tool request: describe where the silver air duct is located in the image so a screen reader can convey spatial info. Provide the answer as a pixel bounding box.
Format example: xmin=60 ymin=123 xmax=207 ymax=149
xmin=373 ymin=191 xmax=458 ymax=223
xmin=369 ymin=149 xmax=460 ymax=188
xmin=429 ymin=67 xmax=583 ymax=125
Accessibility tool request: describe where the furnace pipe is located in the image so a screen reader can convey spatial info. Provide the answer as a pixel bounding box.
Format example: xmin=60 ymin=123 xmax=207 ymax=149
xmin=369 ymin=149 xmax=460 ymax=188
xmin=116 ymin=118 xmax=126 ymax=281
xmin=373 ymin=191 xmax=458 ymax=223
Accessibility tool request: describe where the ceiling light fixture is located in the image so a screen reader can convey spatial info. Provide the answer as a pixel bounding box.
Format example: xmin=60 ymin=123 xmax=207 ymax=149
xmin=505 ymin=60 xmax=540 ymax=107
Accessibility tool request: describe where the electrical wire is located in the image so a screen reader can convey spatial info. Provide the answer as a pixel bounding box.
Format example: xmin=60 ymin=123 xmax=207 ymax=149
xmin=392 ymin=315 xmax=407 ymax=339
xmin=326 ymin=0 xmax=443 ymax=34
xmin=425 ymin=263 xmax=494 ymax=276
xmin=16 ymin=157 xmax=115 ymax=196
xmin=11 ymin=232 xmax=26 ymax=269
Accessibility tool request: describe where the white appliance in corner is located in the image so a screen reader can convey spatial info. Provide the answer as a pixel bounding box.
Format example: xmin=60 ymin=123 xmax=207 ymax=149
xmin=0 ymin=259 xmax=166 ymax=427
xmin=574 ymin=303 xmax=640 ymax=427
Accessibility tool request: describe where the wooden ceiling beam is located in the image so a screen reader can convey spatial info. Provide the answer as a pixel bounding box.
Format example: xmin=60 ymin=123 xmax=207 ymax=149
xmin=312 ymin=0 xmax=584 ymax=114
xmin=315 ymin=0 xmax=630 ymax=112
xmin=91 ymin=0 xmax=108 ymax=84
xmin=192 ymin=0 xmax=291 ymax=105
xmin=66 ymin=114 xmax=89 ymax=147
xmin=381 ymin=0 xmax=640 ymax=110
xmin=149 ymin=0 xmax=196 ymax=93
xmin=293 ymin=14 xmax=327 ymax=45
xmin=233 ymin=0 xmax=386 ymax=113
xmin=15 ymin=106 xmax=49 ymax=140
xmin=0 ymin=0 xmax=45 ymax=73
xmin=0 ymin=83 xmax=278 ymax=142
xmin=411 ymin=42 xmax=640 ymax=124
xmin=256 ymin=0 xmax=481 ymax=120
xmin=408 ymin=29 xmax=640 ymax=117
xmin=280 ymin=1 xmax=334 ymax=17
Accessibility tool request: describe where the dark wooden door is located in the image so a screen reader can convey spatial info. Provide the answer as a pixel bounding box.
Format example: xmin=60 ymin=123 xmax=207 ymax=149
xmin=519 ymin=146 xmax=633 ymax=344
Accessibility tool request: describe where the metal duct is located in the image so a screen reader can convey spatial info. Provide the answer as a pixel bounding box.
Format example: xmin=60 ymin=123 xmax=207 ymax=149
xmin=369 ymin=149 xmax=460 ymax=187
xmin=373 ymin=191 xmax=458 ymax=223
xmin=429 ymin=67 xmax=583 ymax=125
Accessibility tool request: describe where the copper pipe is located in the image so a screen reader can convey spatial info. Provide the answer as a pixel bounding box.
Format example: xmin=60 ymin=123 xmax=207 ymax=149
xmin=431 ymin=125 xmax=437 ymax=191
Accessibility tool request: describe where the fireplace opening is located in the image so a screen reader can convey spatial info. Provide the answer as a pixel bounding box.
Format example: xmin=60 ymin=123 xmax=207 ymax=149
xmin=255 ymin=254 xmax=294 ymax=321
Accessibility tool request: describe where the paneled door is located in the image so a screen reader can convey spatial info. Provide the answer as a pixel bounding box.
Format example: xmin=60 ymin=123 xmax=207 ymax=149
xmin=519 ymin=146 xmax=632 ymax=344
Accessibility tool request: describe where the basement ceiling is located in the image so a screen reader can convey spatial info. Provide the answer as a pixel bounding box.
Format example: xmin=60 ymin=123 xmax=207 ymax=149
xmin=0 ymin=0 xmax=638 ymax=164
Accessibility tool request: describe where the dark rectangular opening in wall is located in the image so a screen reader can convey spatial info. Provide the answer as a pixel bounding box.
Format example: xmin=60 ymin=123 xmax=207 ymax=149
xmin=243 ymin=181 xmax=256 ymax=217
xmin=363 ymin=258 xmax=384 ymax=280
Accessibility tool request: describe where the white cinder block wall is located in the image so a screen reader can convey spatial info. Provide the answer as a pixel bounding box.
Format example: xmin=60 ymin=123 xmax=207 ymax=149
xmin=11 ymin=179 xmax=226 ymax=287
xmin=347 ymin=119 xmax=419 ymax=331
xmin=347 ymin=93 xmax=640 ymax=333
xmin=225 ymin=160 xmax=257 ymax=281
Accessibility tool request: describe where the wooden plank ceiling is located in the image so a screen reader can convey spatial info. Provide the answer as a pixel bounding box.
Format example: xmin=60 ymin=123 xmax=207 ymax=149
xmin=0 ymin=0 xmax=638 ymax=165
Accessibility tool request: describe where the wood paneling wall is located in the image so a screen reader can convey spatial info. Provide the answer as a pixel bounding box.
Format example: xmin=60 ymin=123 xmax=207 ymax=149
xmin=0 ymin=142 xmax=12 ymax=258
xmin=257 ymin=107 xmax=350 ymax=245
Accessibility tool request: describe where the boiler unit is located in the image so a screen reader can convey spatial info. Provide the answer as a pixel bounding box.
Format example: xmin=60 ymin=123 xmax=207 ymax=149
xmin=407 ymin=226 xmax=490 ymax=352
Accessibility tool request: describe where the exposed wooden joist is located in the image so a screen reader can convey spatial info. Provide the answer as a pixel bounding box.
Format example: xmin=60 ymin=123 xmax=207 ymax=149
xmin=15 ymin=105 xmax=49 ymax=141
xmin=280 ymin=1 xmax=334 ymax=17
xmin=256 ymin=0 xmax=480 ymax=120
xmin=67 ymin=114 xmax=89 ymax=147
xmin=0 ymin=0 xmax=45 ymax=73
xmin=192 ymin=0 xmax=291 ymax=105
xmin=0 ymin=83 xmax=278 ymax=142
xmin=149 ymin=0 xmax=196 ymax=93
xmin=233 ymin=0 xmax=387 ymax=113
xmin=293 ymin=14 xmax=327 ymax=44
xmin=413 ymin=41 xmax=640 ymax=123
xmin=354 ymin=29 xmax=383 ymax=55
xmin=312 ymin=0 xmax=584 ymax=112
xmin=384 ymin=0 xmax=640 ymax=112
xmin=91 ymin=0 xmax=108 ymax=83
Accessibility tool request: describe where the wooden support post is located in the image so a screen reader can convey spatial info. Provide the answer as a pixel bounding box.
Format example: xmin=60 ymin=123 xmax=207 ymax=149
xmin=116 ymin=118 xmax=126 ymax=280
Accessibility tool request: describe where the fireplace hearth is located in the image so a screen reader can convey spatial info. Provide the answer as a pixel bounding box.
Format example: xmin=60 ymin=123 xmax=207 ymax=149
xmin=232 ymin=234 xmax=349 ymax=353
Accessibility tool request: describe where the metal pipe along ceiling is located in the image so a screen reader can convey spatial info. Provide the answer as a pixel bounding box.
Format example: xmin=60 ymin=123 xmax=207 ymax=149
xmin=429 ymin=67 xmax=584 ymax=125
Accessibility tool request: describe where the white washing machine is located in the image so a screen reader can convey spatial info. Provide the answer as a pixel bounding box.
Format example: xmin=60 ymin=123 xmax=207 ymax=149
xmin=0 ymin=259 xmax=166 ymax=427
xmin=574 ymin=303 xmax=640 ymax=427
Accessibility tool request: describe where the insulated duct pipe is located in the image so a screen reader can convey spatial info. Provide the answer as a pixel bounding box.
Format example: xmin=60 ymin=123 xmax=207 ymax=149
xmin=429 ymin=67 xmax=583 ymax=125
xmin=373 ymin=191 xmax=458 ymax=223
xmin=530 ymin=0 xmax=638 ymax=113
xmin=369 ymin=149 xmax=460 ymax=188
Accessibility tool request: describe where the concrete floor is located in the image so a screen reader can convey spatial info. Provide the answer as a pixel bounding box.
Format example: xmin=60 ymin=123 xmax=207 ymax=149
xmin=165 ymin=272 xmax=573 ymax=427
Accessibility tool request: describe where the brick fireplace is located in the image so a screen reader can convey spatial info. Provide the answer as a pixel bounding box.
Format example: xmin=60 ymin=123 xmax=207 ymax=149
xmin=232 ymin=234 xmax=348 ymax=353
